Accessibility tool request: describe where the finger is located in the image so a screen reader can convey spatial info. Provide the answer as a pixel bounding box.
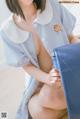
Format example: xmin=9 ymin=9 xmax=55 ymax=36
xmin=50 ymin=68 xmax=59 ymax=75
xmin=50 ymin=68 xmax=59 ymax=73
xmin=55 ymin=79 xmax=62 ymax=87
xmin=56 ymin=81 xmax=62 ymax=88
xmin=49 ymin=77 xmax=58 ymax=84
xmin=56 ymin=78 xmax=61 ymax=82
xmin=49 ymin=79 xmax=61 ymax=87
xmin=51 ymin=77 xmax=61 ymax=83
xmin=50 ymin=80 xmax=55 ymax=84
xmin=50 ymin=72 xmax=60 ymax=77
xmin=50 ymin=74 xmax=60 ymax=78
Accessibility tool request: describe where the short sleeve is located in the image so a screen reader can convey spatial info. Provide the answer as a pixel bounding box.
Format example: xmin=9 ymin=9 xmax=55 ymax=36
xmin=60 ymin=5 xmax=76 ymax=35
xmin=0 ymin=33 xmax=30 ymax=67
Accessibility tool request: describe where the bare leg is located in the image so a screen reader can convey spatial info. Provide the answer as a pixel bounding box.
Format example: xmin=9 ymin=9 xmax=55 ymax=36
xmin=28 ymin=94 xmax=65 ymax=119
xmin=61 ymin=115 xmax=68 ymax=119
xmin=28 ymin=83 xmax=67 ymax=119
xmin=38 ymin=84 xmax=67 ymax=110
xmin=60 ymin=110 xmax=68 ymax=119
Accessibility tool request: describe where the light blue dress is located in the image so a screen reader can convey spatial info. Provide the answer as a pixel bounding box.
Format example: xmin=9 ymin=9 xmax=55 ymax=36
xmin=0 ymin=0 xmax=76 ymax=118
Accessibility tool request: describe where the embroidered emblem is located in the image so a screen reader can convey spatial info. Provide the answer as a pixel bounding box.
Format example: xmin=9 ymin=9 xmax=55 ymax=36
xmin=53 ymin=24 xmax=62 ymax=32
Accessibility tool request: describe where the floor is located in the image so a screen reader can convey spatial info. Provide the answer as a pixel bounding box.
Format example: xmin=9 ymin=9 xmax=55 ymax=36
xmin=0 ymin=66 xmax=25 ymax=119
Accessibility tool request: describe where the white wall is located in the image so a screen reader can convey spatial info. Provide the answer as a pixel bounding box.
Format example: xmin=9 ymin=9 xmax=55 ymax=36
xmin=0 ymin=0 xmax=11 ymax=66
xmin=0 ymin=0 xmax=10 ymax=25
xmin=64 ymin=3 xmax=80 ymax=36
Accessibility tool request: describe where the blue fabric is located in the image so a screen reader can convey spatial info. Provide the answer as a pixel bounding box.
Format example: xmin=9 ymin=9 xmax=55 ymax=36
xmin=53 ymin=43 xmax=80 ymax=119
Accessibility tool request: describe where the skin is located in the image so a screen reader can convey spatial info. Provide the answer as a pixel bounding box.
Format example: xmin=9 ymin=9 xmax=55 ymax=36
xmin=14 ymin=0 xmax=78 ymax=119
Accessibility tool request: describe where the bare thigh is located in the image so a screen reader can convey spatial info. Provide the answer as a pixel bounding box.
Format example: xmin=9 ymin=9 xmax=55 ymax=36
xmin=28 ymin=83 xmax=68 ymax=119
xmin=38 ymin=84 xmax=67 ymax=110
xmin=28 ymin=94 xmax=67 ymax=119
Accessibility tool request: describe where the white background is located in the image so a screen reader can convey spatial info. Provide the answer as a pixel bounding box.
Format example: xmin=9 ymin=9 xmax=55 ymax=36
xmin=0 ymin=0 xmax=10 ymax=25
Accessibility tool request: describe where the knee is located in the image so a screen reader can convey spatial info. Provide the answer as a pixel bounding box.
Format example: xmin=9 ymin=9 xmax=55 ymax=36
xmin=38 ymin=84 xmax=52 ymax=106
xmin=28 ymin=94 xmax=66 ymax=119
xmin=28 ymin=94 xmax=56 ymax=119
xmin=38 ymin=84 xmax=67 ymax=110
xmin=28 ymin=95 xmax=44 ymax=119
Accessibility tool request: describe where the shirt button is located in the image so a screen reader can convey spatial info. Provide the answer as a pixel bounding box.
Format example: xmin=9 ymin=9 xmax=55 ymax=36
xmin=53 ymin=24 xmax=62 ymax=32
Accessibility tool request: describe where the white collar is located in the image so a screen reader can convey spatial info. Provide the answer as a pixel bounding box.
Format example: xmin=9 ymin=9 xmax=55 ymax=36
xmin=1 ymin=0 xmax=53 ymax=44
xmin=1 ymin=17 xmax=29 ymax=44
xmin=36 ymin=0 xmax=53 ymax=25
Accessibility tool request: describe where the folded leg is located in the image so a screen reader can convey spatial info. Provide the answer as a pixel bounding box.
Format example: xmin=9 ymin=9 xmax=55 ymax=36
xmin=28 ymin=94 xmax=64 ymax=119
xmin=38 ymin=84 xmax=67 ymax=110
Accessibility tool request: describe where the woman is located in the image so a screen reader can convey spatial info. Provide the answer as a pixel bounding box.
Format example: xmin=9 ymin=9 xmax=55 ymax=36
xmin=0 ymin=0 xmax=77 ymax=119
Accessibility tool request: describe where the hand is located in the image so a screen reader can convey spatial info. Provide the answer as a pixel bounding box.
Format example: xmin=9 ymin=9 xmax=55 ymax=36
xmin=45 ymin=69 xmax=62 ymax=88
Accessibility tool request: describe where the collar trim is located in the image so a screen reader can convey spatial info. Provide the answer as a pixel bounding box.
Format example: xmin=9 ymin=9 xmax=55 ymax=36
xmin=1 ymin=16 xmax=29 ymax=44
xmin=36 ymin=0 xmax=53 ymax=25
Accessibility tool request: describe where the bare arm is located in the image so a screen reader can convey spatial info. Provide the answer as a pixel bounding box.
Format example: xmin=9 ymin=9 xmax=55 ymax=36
xmin=23 ymin=31 xmax=54 ymax=85
xmin=37 ymin=40 xmax=52 ymax=72
xmin=22 ymin=31 xmax=59 ymax=85
xmin=18 ymin=19 xmax=59 ymax=85
xmin=31 ymin=31 xmax=52 ymax=73
xmin=23 ymin=63 xmax=52 ymax=85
